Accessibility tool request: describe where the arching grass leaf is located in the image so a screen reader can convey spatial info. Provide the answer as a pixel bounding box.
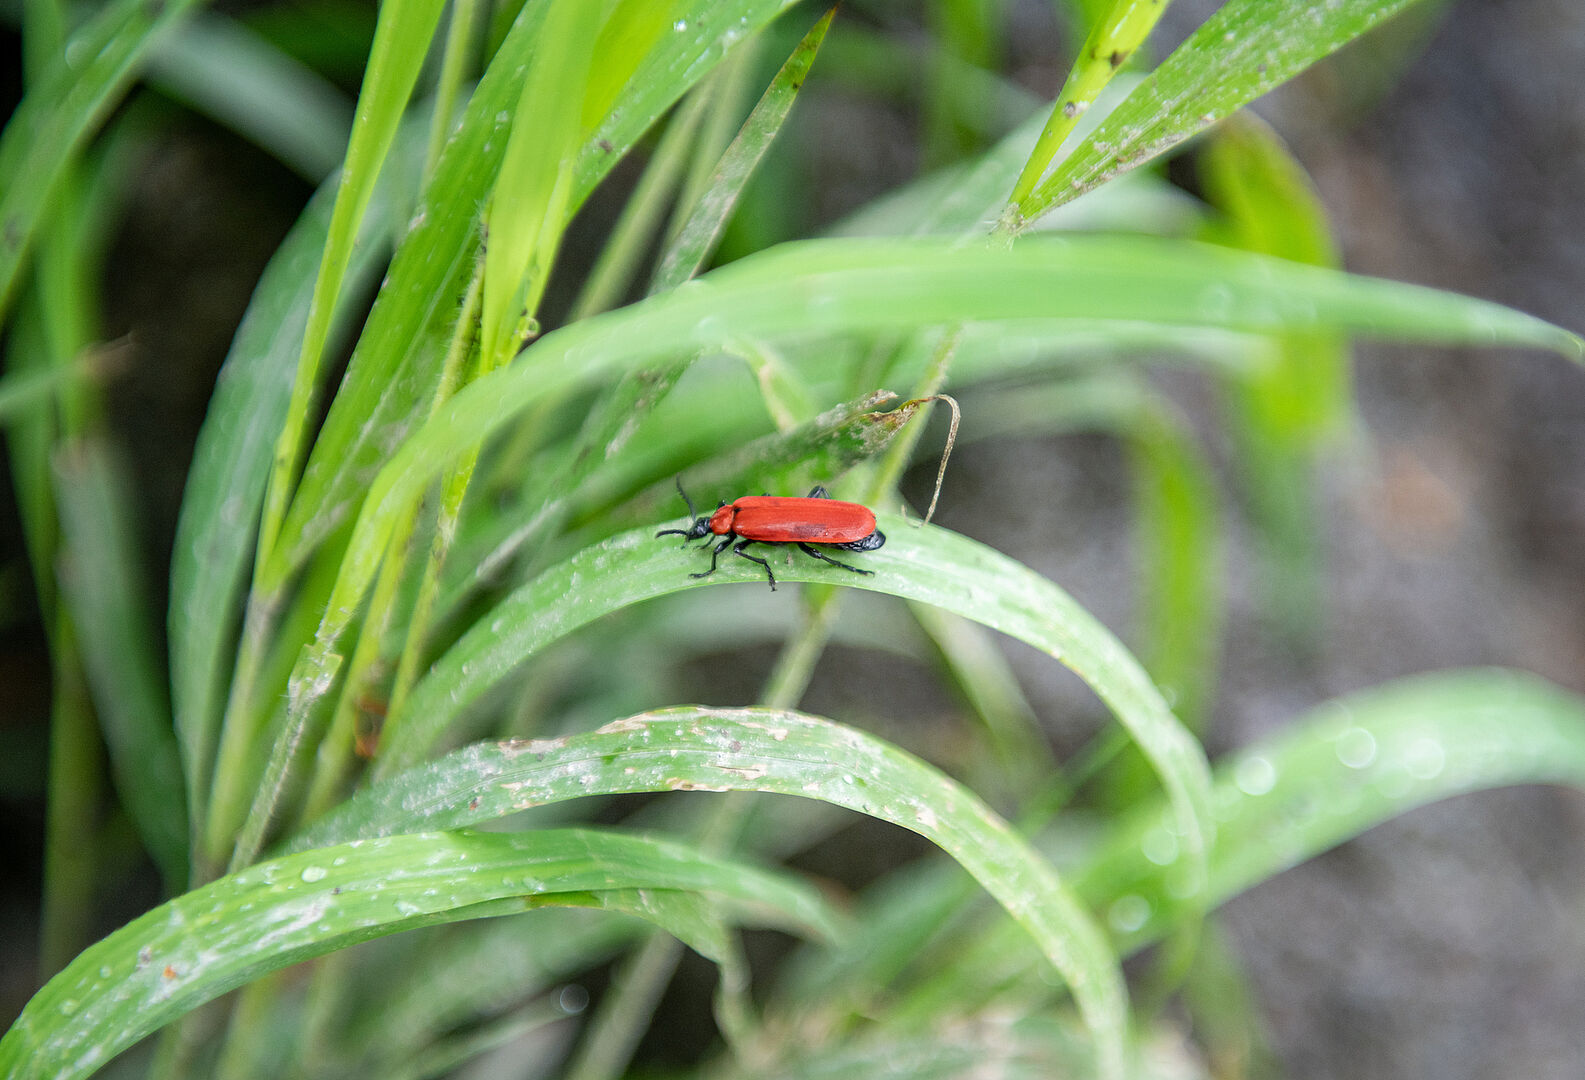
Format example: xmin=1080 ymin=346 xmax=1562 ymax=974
xmin=293 ymin=704 xmax=1131 ymax=1080
xmin=0 ymin=828 xmax=839 ymax=1080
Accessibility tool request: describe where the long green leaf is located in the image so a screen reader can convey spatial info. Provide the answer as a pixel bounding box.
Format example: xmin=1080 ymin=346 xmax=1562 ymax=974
xmin=0 ymin=828 xmax=839 ymax=1080
xmin=651 ymin=6 xmax=835 ymax=291
xmin=0 ymin=0 xmax=206 ymax=322
xmin=903 ymin=669 xmax=1585 ymax=1014
xmin=477 ymin=0 xmax=607 ymax=371
xmin=1199 ymin=114 xmax=1346 ymax=635
xmin=1024 ymin=0 xmax=1433 ymax=221
xmin=254 ymin=0 xmax=447 ymax=568
xmin=1080 ymin=668 xmax=1585 ymax=947
xmin=293 ymin=705 xmax=1131 ymax=1080
xmin=53 ymin=438 xmax=188 ymax=886
xmin=1005 ymin=0 xmax=1168 ymax=214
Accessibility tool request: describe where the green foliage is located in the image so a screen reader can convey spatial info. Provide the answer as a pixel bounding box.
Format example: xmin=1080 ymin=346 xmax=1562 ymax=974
xmin=3 ymin=1 xmax=1583 ymax=1078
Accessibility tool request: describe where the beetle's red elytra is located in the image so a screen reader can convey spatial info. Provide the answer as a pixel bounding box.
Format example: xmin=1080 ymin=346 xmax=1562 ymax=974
xmin=657 ymin=481 xmax=884 ymax=591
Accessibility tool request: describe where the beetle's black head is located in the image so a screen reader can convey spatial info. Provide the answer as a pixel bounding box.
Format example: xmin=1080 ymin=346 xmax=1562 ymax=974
xmin=656 ymin=515 xmax=712 ymax=542
xmin=656 ymin=477 xmax=712 ymax=542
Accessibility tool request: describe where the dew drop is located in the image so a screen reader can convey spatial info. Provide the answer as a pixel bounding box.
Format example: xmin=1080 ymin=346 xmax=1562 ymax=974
xmin=1404 ymin=737 xmax=1446 ymax=780
xmin=1335 ymin=727 xmax=1377 ymax=769
xmin=558 ymin=984 xmax=590 ymax=1014
xmin=1197 ymin=283 xmax=1235 ymax=321
xmin=1141 ymin=827 xmax=1179 ymax=866
xmin=300 ymin=865 xmax=328 ymax=883
xmin=1234 ymin=755 xmax=1277 ymax=796
xmin=1108 ymin=894 xmax=1151 ymax=934
xmin=672 ymin=18 xmax=687 ymax=31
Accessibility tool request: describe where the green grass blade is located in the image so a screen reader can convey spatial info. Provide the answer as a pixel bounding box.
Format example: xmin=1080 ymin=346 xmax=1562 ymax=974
xmin=0 ymin=0 xmax=205 ymax=322
xmin=0 ymin=828 xmax=839 ymax=1080
xmin=920 ymin=669 xmax=1585 ymax=1010
xmin=476 ymin=0 xmax=607 ymax=372
xmin=253 ymin=0 xmax=447 ymax=569
xmin=421 ymin=0 xmax=483 ymax=180
xmin=53 ymin=438 xmax=188 ymax=887
xmin=1126 ymin=405 xmax=1221 ymax=733
xmin=1004 ymin=0 xmax=1167 ymax=215
xmin=264 ymin=0 xmax=795 ymax=589
xmin=147 ymin=12 xmax=354 ymax=182
xmin=1079 ymin=668 xmax=1585 ymax=948
xmin=651 ymin=6 xmax=834 ymax=292
xmin=167 ymin=176 xmax=389 ymax=827
xmin=1023 ymin=0 xmax=1433 ymax=221
xmin=292 ymin=705 xmax=1131 ymax=1080
xmin=1199 ymin=115 xmax=1347 ymax=636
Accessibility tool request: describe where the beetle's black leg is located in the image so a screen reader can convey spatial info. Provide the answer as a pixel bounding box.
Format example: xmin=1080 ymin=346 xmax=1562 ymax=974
xmin=806 ymin=485 xmax=829 ymax=499
xmin=733 ymin=539 xmax=777 ymax=591
xmin=690 ymin=536 xmax=733 ymax=579
xmin=798 ymin=542 xmax=873 ymax=575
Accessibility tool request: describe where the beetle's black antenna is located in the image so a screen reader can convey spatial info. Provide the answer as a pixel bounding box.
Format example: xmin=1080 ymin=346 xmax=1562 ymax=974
xmin=673 ymin=476 xmax=697 ymax=520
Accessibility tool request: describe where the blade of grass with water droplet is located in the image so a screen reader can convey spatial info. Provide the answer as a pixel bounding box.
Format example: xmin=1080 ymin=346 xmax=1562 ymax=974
xmin=0 ymin=828 xmax=840 ymax=1080
xmin=476 ymin=0 xmax=606 ymax=373
xmin=1005 ymin=0 xmax=1168 ymax=216
xmin=1021 ymin=0 xmax=1433 ymax=222
xmin=902 ymin=668 xmax=1585 ymax=1014
xmin=290 ymin=705 xmax=1131 ymax=1080
xmin=1080 ymin=668 xmax=1585 ymax=947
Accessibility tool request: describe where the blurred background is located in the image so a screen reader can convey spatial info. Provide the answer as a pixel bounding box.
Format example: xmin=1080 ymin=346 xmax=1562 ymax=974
xmin=3 ymin=1 xmax=1584 ymax=1077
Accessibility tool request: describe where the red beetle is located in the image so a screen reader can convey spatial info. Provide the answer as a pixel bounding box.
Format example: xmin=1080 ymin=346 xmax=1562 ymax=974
xmin=657 ymin=480 xmax=885 ymax=591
